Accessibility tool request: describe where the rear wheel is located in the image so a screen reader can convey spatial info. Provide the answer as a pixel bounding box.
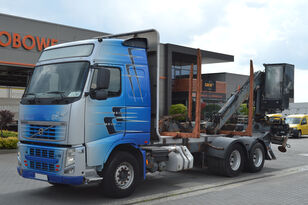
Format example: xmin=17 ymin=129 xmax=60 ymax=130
xmin=245 ymin=142 xmax=265 ymax=173
xmin=101 ymin=151 xmax=138 ymax=198
xmin=208 ymin=143 xmax=244 ymax=177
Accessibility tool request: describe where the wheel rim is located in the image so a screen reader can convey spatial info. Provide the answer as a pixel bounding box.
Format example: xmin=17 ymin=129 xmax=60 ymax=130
xmin=114 ymin=162 xmax=134 ymax=190
xmin=253 ymin=148 xmax=263 ymax=167
xmin=229 ymin=150 xmax=241 ymax=171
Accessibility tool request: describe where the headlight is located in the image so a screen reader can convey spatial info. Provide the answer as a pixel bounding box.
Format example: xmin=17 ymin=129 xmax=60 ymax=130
xmin=65 ymin=148 xmax=75 ymax=167
xmin=17 ymin=151 xmax=21 ymax=166
xmin=17 ymin=151 xmax=21 ymax=160
xmin=17 ymin=143 xmax=21 ymax=160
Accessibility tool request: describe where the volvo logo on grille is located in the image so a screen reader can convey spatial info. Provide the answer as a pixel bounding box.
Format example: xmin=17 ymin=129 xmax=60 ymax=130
xmin=28 ymin=125 xmax=55 ymax=139
xmin=38 ymin=128 xmax=44 ymax=135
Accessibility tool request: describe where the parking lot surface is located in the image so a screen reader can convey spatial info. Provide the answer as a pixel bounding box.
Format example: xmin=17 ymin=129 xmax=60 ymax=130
xmin=1 ymin=138 xmax=308 ymax=205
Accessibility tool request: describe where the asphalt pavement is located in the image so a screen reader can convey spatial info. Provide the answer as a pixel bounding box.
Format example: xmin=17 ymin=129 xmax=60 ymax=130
xmin=1 ymin=137 xmax=308 ymax=205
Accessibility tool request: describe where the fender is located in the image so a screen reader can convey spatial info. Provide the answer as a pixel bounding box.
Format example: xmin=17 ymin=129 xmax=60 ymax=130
xmin=86 ymin=133 xmax=124 ymax=167
xmin=205 ymin=136 xmax=258 ymax=159
xmin=103 ymin=132 xmax=149 ymax=167
xmin=103 ymin=139 xmax=146 ymax=179
xmin=236 ymin=136 xmax=259 ymax=153
xmin=86 ymin=133 xmax=146 ymax=169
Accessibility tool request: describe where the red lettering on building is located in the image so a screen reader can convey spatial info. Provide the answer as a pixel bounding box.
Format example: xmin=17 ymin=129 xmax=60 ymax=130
xmin=12 ymin=33 xmax=21 ymax=48
xmin=22 ymin=35 xmax=36 ymax=50
xmin=0 ymin=31 xmax=11 ymax=47
xmin=36 ymin=37 xmax=50 ymax=51
xmin=51 ymin=39 xmax=58 ymax=46
xmin=0 ymin=30 xmax=58 ymax=51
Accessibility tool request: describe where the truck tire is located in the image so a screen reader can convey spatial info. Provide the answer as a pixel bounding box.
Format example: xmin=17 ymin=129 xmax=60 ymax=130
xmin=208 ymin=143 xmax=244 ymax=177
xmin=101 ymin=151 xmax=139 ymax=198
xmin=245 ymin=142 xmax=265 ymax=173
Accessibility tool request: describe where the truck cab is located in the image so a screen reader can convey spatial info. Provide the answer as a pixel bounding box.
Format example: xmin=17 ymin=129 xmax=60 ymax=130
xmin=17 ymin=38 xmax=151 ymax=196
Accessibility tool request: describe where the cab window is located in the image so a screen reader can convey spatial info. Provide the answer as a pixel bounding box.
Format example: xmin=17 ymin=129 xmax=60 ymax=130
xmin=91 ymin=67 xmax=121 ymax=97
xmin=301 ymin=118 xmax=307 ymax=125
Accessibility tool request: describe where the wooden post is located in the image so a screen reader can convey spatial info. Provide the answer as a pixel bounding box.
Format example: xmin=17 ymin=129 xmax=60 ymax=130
xmin=192 ymin=49 xmax=202 ymax=138
xmin=246 ymin=60 xmax=254 ymax=136
xmin=188 ymin=64 xmax=193 ymax=121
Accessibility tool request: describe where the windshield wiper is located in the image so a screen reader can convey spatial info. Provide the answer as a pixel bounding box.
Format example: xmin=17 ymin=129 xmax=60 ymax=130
xmin=47 ymin=91 xmax=65 ymax=98
xmin=24 ymin=93 xmax=37 ymax=104
xmin=25 ymin=92 xmax=36 ymax=97
xmin=47 ymin=91 xmax=66 ymax=103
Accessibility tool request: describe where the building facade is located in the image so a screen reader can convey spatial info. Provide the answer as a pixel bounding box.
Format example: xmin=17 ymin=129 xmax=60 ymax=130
xmin=172 ymin=72 xmax=248 ymax=106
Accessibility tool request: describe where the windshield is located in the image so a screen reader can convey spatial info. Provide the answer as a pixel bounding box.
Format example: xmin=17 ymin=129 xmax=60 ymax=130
xmin=285 ymin=117 xmax=301 ymax=124
xmin=22 ymin=61 xmax=89 ymax=104
xmin=39 ymin=44 xmax=94 ymax=62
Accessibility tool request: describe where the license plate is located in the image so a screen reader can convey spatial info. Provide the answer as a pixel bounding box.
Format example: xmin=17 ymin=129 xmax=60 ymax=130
xmin=36 ymin=173 xmax=47 ymax=181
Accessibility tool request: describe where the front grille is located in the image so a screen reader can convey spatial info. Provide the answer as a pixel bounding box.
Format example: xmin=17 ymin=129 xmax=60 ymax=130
xmin=27 ymin=147 xmax=62 ymax=173
xmin=29 ymin=147 xmax=55 ymax=158
xmin=29 ymin=161 xmax=55 ymax=172
xmin=21 ymin=123 xmax=66 ymax=141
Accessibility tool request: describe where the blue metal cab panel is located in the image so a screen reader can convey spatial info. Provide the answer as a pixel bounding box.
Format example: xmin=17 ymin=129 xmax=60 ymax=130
xmin=19 ymin=104 xmax=70 ymax=144
xmin=19 ymin=104 xmax=70 ymax=122
xmin=85 ymin=40 xmax=151 ymax=167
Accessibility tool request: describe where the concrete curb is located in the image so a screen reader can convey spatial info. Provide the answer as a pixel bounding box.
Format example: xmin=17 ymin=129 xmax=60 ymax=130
xmin=0 ymin=149 xmax=17 ymax=154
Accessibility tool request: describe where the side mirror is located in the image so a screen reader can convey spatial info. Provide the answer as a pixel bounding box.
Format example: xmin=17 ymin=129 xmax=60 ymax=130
xmin=89 ymin=68 xmax=110 ymax=100
xmin=97 ymin=68 xmax=110 ymax=89
xmin=90 ymin=89 xmax=108 ymax=100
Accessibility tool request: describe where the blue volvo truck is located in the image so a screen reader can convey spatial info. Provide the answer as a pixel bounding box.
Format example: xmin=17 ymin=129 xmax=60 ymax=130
xmin=17 ymin=30 xmax=293 ymax=197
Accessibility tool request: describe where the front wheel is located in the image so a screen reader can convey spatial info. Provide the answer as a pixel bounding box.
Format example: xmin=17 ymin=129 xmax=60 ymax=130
xmin=245 ymin=142 xmax=265 ymax=173
xmin=101 ymin=151 xmax=138 ymax=198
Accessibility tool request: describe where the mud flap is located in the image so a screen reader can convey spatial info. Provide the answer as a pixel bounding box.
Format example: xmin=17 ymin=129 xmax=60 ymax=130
xmin=267 ymin=147 xmax=276 ymax=160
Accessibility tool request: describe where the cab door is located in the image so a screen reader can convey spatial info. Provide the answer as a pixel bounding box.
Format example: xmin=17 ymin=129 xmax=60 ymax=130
xmin=301 ymin=117 xmax=308 ymax=135
xmin=85 ymin=65 xmax=126 ymax=166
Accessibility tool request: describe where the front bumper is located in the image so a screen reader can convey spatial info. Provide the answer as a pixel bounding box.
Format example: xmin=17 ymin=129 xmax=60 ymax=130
xmin=17 ymin=167 xmax=84 ymax=185
xmin=17 ymin=143 xmax=87 ymax=185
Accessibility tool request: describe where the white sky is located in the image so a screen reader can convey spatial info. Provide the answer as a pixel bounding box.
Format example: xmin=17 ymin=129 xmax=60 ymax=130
xmin=1 ymin=0 xmax=308 ymax=102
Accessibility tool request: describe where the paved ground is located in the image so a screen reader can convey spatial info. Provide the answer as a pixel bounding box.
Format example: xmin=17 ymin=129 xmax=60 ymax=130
xmin=1 ymin=137 xmax=308 ymax=205
xmin=144 ymin=168 xmax=308 ymax=205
